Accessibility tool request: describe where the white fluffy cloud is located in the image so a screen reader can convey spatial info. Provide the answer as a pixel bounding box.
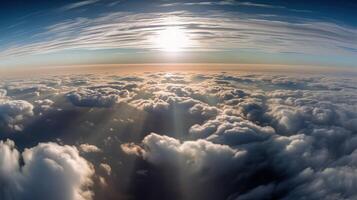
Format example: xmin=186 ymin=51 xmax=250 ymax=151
xmin=0 ymin=140 xmax=94 ymax=200
xmin=0 ymin=99 xmax=34 ymax=131
xmin=99 ymin=163 xmax=111 ymax=176
xmin=122 ymin=133 xmax=246 ymax=178
xmin=67 ymin=87 xmax=129 ymax=107
xmin=79 ymin=144 xmax=102 ymax=153
xmin=1 ymin=71 xmax=357 ymax=199
xmin=0 ymin=89 xmax=6 ymax=97
xmin=190 ymin=112 xmax=275 ymax=145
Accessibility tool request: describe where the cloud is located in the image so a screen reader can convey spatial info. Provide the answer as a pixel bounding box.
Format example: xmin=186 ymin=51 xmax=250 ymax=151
xmin=190 ymin=113 xmax=275 ymax=145
xmin=118 ymin=72 xmax=357 ymax=198
xmin=268 ymin=105 xmax=304 ymax=134
xmin=189 ymin=103 xmax=220 ymax=118
xmin=34 ymin=99 xmax=54 ymax=112
xmin=130 ymin=86 xmax=218 ymax=119
xmin=161 ymin=0 xmax=286 ymax=9
xmin=281 ymin=166 xmax=357 ymax=199
xmin=121 ymin=143 xmax=145 ymax=157
xmin=0 ymin=8 xmax=356 ymax=60
xmin=0 ymin=71 xmax=357 ymax=199
xmin=122 ymin=133 xmax=246 ymax=177
xmin=0 ymin=89 xmax=6 ymax=97
xmin=79 ymin=144 xmax=102 ymax=153
xmin=0 ymin=99 xmax=34 ymax=131
xmin=234 ymin=183 xmax=275 ymax=200
xmin=67 ymin=87 xmax=129 ymax=107
xmin=99 ymin=163 xmax=111 ymax=176
xmin=0 ymin=139 xmax=94 ymax=200
xmin=60 ymin=0 xmax=100 ymax=11
xmin=130 ymin=98 xmax=170 ymax=112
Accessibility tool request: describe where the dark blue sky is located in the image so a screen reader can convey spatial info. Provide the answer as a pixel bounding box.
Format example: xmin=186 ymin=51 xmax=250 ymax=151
xmin=1 ymin=0 xmax=356 ymax=68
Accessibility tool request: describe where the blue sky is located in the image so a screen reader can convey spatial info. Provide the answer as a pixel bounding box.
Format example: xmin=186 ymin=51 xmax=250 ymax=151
xmin=0 ymin=0 xmax=356 ymax=68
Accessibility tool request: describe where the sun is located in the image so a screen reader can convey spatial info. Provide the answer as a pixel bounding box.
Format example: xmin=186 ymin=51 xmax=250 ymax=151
xmin=155 ymin=26 xmax=189 ymax=52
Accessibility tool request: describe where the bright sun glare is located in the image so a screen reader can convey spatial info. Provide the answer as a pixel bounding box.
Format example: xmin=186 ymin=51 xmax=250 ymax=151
xmin=155 ymin=26 xmax=189 ymax=52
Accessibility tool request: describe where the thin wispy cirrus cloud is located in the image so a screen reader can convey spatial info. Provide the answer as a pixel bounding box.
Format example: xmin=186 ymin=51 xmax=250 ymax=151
xmin=60 ymin=0 xmax=100 ymax=11
xmin=160 ymin=0 xmax=286 ymax=9
xmin=160 ymin=0 xmax=313 ymax=13
xmin=0 ymin=0 xmax=356 ymax=66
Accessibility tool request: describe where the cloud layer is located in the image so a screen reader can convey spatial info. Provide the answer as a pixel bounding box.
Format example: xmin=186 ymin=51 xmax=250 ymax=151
xmin=0 ymin=70 xmax=356 ymax=199
xmin=1 ymin=4 xmax=356 ymax=60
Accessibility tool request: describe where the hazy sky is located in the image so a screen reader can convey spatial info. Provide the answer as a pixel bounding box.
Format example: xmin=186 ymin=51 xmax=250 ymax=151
xmin=1 ymin=0 xmax=356 ymax=68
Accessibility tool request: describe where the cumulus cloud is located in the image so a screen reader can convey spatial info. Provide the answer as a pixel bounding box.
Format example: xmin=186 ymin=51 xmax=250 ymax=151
xmin=268 ymin=105 xmax=304 ymax=134
xmin=4 ymin=81 xmax=57 ymax=98
xmin=130 ymin=98 xmax=170 ymax=112
xmin=189 ymin=103 xmax=220 ymax=118
xmin=0 ymin=89 xmax=6 ymax=97
xmin=233 ymin=183 xmax=275 ymax=200
xmin=119 ymin=71 xmax=357 ymax=199
xmin=121 ymin=143 xmax=145 ymax=157
xmin=122 ymin=133 xmax=246 ymax=178
xmin=0 ymin=139 xmax=94 ymax=200
xmin=79 ymin=144 xmax=102 ymax=153
xmin=129 ymin=81 xmax=220 ymax=120
xmin=190 ymin=113 xmax=275 ymax=145
xmin=99 ymin=163 xmax=111 ymax=176
xmin=0 ymin=71 xmax=357 ymax=199
xmin=34 ymin=99 xmax=54 ymax=112
xmin=67 ymin=87 xmax=128 ymax=107
xmin=0 ymin=99 xmax=34 ymax=131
